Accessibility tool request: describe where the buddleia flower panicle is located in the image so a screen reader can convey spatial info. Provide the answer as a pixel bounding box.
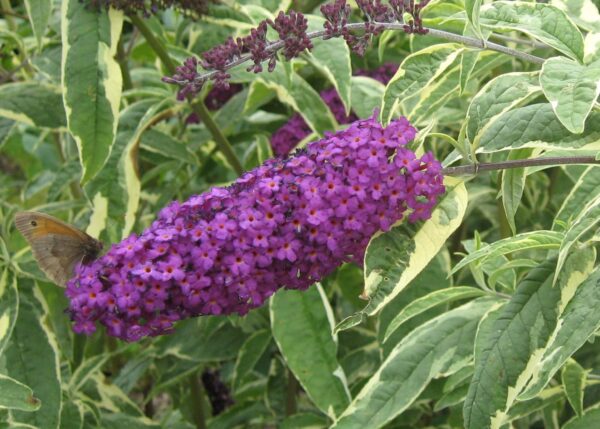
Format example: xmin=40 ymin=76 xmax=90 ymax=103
xmin=66 ymin=114 xmax=445 ymax=342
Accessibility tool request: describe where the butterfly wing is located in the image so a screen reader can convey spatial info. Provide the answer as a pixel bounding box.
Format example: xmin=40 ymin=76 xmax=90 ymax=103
xmin=28 ymin=234 xmax=89 ymax=286
xmin=15 ymin=212 xmax=101 ymax=287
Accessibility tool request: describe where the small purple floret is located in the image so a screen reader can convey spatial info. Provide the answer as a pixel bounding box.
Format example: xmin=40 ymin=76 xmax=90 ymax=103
xmin=66 ymin=115 xmax=445 ymax=341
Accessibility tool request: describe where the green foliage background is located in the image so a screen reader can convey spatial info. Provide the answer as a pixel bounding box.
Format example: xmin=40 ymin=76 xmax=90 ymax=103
xmin=1 ymin=0 xmax=600 ymax=428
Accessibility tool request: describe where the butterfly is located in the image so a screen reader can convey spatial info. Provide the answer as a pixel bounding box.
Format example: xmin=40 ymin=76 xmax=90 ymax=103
xmin=14 ymin=211 xmax=103 ymax=287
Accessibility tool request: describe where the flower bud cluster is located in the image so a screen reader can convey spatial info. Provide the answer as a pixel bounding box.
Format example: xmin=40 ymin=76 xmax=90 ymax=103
xmin=165 ymin=0 xmax=429 ymax=98
xmin=270 ymin=63 xmax=397 ymax=157
xmin=165 ymin=11 xmax=312 ymax=94
xmin=66 ymin=115 xmax=444 ymax=341
xmin=390 ymin=0 xmax=430 ymax=34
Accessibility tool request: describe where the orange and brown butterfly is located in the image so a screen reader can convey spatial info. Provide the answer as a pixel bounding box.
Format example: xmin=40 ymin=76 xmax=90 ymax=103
xmin=14 ymin=211 xmax=103 ymax=287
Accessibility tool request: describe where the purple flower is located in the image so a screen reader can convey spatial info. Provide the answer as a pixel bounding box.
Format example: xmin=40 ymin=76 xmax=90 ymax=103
xmin=66 ymin=114 xmax=444 ymax=341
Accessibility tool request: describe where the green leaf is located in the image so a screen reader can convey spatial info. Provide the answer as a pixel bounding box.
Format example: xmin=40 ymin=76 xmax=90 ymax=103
xmin=451 ymin=230 xmax=563 ymax=275
xmin=506 ymin=386 xmax=564 ymax=421
xmin=141 ymin=129 xmax=199 ymax=165
xmin=465 ymin=0 xmax=484 ymax=39
xmin=61 ymin=0 xmax=124 ymax=184
xmin=270 ymin=284 xmax=350 ymax=418
xmin=564 ymin=408 xmax=600 ymax=429
xmin=404 ymin=65 xmax=461 ymax=126
xmin=0 ymin=117 xmax=15 ymax=148
xmin=208 ymin=401 xmax=269 ymax=429
xmin=281 ymin=413 xmax=329 ymax=429
xmin=383 ymin=286 xmax=486 ymax=343
xmin=85 ymin=99 xmax=174 ymax=242
xmin=4 ymin=282 xmax=61 ymax=429
xmin=519 ymin=265 xmax=600 ymax=399
xmin=32 ymin=43 xmax=62 ymax=83
xmin=477 ymin=104 xmax=600 ymax=153
xmin=244 ymin=80 xmax=276 ymax=114
xmin=0 ymin=374 xmax=40 ymax=412
xmin=555 ymin=192 xmax=600 ymax=281
xmin=82 ymin=373 xmax=146 ymax=416
xmin=100 ymin=413 xmax=161 ymax=429
xmin=460 ymin=50 xmax=480 ymax=95
xmin=35 ymin=281 xmax=74 ymax=364
xmin=0 ymin=268 xmax=18 ymax=356
xmin=59 ymin=400 xmax=84 ymax=429
xmin=562 ymin=359 xmax=587 ymax=417
xmin=334 ymin=312 xmax=366 ymax=334
xmin=378 ymin=252 xmax=453 ymax=350
xmin=69 ymin=355 xmax=111 ymax=394
xmin=540 ymin=57 xmax=600 ymax=133
xmin=254 ymin=62 xmax=337 ymax=136
xmin=551 ymin=0 xmax=600 ymax=33
xmin=444 ymin=365 xmax=474 ymax=395
xmin=350 ymin=76 xmax=384 ymax=119
xmin=554 ymin=166 xmax=600 ymax=230
xmin=463 ymin=248 xmax=595 ymax=429
xmin=242 ymin=134 xmax=273 ymax=170
xmin=480 ymin=1 xmax=585 ymax=62
xmin=24 ymin=0 xmax=52 ymax=49
xmin=0 ymin=82 xmax=66 ymax=128
xmin=153 ymin=316 xmax=246 ymax=362
xmin=435 ymin=380 xmax=470 ymax=411
xmin=113 ymin=354 xmax=153 ymax=394
xmin=466 ymin=72 xmax=541 ymax=147
xmin=232 ymin=329 xmax=272 ymax=390
xmin=381 ymin=43 xmax=464 ymax=125
xmin=47 ymin=160 xmax=81 ymax=201
xmin=306 ymin=15 xmax=352 ymax=114
xmin=584 ymin=31 xmax=600 ymax=64
xmin=359 ymin=177 xmax=467 ymax=318
xmin=501 ymin=149 xmax=532 ymax=234
xmin=332 ymin=298 xmax=499 ymax=429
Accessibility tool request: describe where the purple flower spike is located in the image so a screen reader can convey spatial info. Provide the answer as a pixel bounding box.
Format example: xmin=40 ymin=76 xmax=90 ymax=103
xmin=66 ymin=115 xmax=445 ymax=341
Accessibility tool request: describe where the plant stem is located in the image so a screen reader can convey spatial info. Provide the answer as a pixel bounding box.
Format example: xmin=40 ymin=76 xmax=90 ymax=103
xmin=489 ymin=33 xmax=548 ymax=49
xmin=128 ymin=14 xmax=176 ymax=70
xmin=189 ymin=373 xmax=207 ymax=429
xmin=442 ymin=156 xmax=600 ymax=176
xmin=0 ymin=7 xmax=26 ymax=20
xmin=286 ymin=369 xmax=298 ymax=416
xmin=424 ymin=26 xmax=545 ymax=64
xmin=496 ymin=175 xmax=512 ymax=239
xmin=172 ymin=22 xmax=546 ymax=86
xmin=128 ymin=14 xmax=244 ymax=176
xmin=117 ymin=36 xmax=133 ymax=92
